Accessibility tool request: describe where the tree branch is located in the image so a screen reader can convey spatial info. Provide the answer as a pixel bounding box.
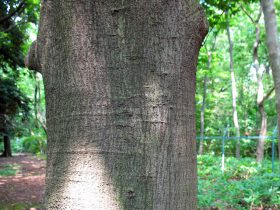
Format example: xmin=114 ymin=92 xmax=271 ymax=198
xmin=37 ymin=112 xmax=47 ymax=134
xmin=256 ymin=7 xmax=262 ymax=23
xmin=239 ymin=3 xmax=262 ymax=25
xmin=240 ymin=4 xmax=255 ymax=24
xmin=259 ymin=86 xmax=275 ymax=105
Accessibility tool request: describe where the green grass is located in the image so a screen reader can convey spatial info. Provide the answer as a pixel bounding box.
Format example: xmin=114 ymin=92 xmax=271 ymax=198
xmin=0 ymin=164 xmax=20 ymax=176
xmin=0 ymin=203 xmax=43 ymax=210
xmin=198 ymin=155 xmax=280 ymax=209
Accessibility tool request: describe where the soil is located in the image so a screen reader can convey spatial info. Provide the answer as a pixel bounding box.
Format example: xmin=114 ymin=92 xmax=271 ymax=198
xmin=0 ymin=153 xmax=45 ymax=209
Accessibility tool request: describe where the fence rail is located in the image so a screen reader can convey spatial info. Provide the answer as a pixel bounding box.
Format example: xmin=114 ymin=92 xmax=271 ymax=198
xmin=196 ymin=136 xmax=277 ymax=140
xmin=196 ymin=134 xmax=278 ymax=173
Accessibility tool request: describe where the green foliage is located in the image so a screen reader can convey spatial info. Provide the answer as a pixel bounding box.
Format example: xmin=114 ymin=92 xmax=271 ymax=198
xmin=0 ymin=0 xmax=40 ymax=74
xmin=196 ymin=2 xmax=277 ymax=140
xmin=0 ymin=164 xmax=20 ymax=176
xmin=10 ymin=137 xmax=24 ymax=152
xmin=1 ymin=133 xmax=47 ymax=155
xmin=198 ymin=136 xmax=278 ymax=158
xmin=0 ymin=77 xmax=30 ymax=116
xmin=0 ymin=68 xmax=46 ymax=156
xmin=0 ymin=76 xmax=30 ymax=139
xmin=201 ymin=0 xmax=259 ymax=28
xmin=22 ymin=135 xmax=46 ymax=154
xmin=0 ymin=0 xmax=41 ymax=145
xmin=198 ymin=155 xmax=280 ymax=209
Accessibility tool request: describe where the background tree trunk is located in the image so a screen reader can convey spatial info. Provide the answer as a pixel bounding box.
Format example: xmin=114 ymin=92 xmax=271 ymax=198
xmin=2 ymin=135 xmax=12 ymax=157
xmin=27 ymin=1 xmax=208 ymax=209
xmin=244 ymin=7 xmax=267 ymax=162
xmin=199 ymin=75 xmax=207 ymax=155
xmin=254 ymin=16 xmax=267 ymax=163
xmin=0 ymin=114 xmax=12 ymax=157
xmin=261 ymin=0 xmax=280 ymax=166
xmin=226 ymin=12 xmax=241 ymax=158
xmin=256 ymin=102 xmax=267 ymax=162
xmin=33 ymin=72 xmax=47 ymax=133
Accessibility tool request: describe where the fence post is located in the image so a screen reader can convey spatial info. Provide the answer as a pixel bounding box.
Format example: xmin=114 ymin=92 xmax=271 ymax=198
xmin=272 ymin=126 xmax=277 ymax=173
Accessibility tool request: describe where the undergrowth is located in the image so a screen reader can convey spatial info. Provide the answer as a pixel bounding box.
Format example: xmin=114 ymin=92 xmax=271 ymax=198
xmin=198 ymin=155 xmax=280 ymax=209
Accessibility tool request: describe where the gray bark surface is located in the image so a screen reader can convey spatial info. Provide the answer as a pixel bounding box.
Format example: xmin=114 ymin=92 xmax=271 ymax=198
xmin=28 ymin=1 xmax=208 ymax=209
xmin=261 ymin=0 xmax=280 ymax=166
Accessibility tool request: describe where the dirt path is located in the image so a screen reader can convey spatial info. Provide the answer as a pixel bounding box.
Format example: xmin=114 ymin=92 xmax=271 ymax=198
xmin=0 ymin=154 xmax=45 ymax=208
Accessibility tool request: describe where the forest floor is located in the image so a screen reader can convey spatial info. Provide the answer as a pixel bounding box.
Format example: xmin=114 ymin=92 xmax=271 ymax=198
xmin=0 ymin=153 xmax=45 ymax=210
xmin=0 ymin=154 xmax=278 ymax=209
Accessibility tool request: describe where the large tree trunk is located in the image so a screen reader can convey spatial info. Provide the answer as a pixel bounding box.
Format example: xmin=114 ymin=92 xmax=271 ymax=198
xmin=226 ymin=12 xmax=241 ymax=158
xmin=261 ymin=0 xmax=280 ymax=167
xmin=27 ymin=1 xmax=208 ymax=209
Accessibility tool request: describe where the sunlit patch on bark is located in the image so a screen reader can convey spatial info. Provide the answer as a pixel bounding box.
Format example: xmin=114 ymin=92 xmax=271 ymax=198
xmin=47 ymin=152 xmax=120 ymax=209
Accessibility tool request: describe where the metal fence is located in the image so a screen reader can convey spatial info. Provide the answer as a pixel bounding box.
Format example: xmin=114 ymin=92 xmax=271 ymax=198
xmin=196 ymin=126 xmax=278 ymax=173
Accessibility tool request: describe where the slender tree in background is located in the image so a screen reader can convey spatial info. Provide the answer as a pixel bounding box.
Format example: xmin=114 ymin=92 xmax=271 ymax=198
xmin=33 ymin=72 xmax=47 ymax=133
xmin=199 ymin=74 xmax=207 ymax=155
xmin=199 ymin=38 xmax=216 ymax=155
xmin=241 ymin=5 xmax=272 ymax=162
xmin=26 ymin=0 xmax=208 ymax=209
xmin=261 ymin=0 xmax=280 ymax=165
xmin=252 ymin=7 xmax=267 ymax=163
xmin=226 ymin=11 xmax=241 ymax=158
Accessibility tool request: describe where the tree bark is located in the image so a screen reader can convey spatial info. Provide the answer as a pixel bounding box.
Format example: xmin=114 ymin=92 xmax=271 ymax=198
xmin=27 ymin=1 xmax=208 ymax=209
xmin=261 ymin=0 xmax=280 ymax=166
xmin=226 ymin=11 xmax=241 ymax=158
